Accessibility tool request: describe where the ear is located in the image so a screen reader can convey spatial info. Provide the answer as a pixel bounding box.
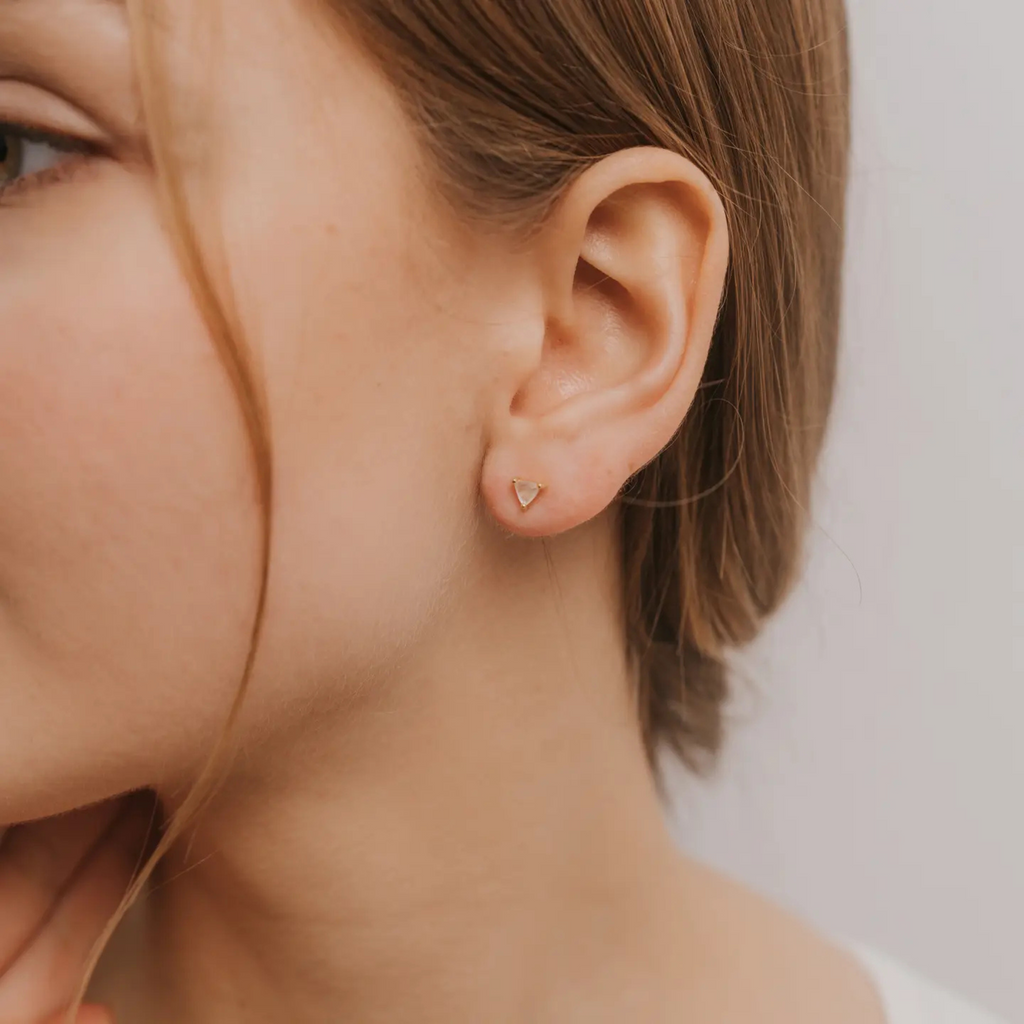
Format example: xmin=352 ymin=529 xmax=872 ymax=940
xmin=481 ymin=146 xmax=729 ymax=537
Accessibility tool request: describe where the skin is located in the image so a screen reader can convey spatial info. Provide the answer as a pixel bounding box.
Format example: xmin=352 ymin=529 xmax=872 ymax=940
xmin=0 ymin=0 xmax=886 ymax=1022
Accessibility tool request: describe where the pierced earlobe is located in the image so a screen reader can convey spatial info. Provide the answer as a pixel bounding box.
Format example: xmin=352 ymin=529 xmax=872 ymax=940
xmin=512 ymin=478 xmax=545 ymax=511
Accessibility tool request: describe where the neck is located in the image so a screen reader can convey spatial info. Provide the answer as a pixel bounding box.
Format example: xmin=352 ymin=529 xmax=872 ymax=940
xmin=101 ymin=520 xmax=692 ymax=1023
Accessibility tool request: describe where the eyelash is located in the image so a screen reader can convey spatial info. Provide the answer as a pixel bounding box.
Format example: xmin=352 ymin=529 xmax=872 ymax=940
xmin=0 ymin=122 xmax=98 ymax=203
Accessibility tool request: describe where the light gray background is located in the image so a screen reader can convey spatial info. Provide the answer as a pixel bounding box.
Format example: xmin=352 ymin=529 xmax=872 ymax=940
xmin=666 ymin=0 xmax=1023 ymax=1019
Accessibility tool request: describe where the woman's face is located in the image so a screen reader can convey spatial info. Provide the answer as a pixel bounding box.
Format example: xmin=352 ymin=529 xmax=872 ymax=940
xmin=0 ymin=0 xmax=527 ymax=824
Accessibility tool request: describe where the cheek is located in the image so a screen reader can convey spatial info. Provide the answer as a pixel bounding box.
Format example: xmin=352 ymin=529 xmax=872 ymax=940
xmin=228 ymin=219 xmax=482 ymax=717
xmin=0 ymin=176 xmax=263 ymax=824
xmin=215 ymin=160 xmax=483 ymax=720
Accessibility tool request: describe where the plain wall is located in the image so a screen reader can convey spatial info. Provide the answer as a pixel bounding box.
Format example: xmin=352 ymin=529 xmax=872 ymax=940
xmin=666 ymin=0 xmax=1023 ymax=1019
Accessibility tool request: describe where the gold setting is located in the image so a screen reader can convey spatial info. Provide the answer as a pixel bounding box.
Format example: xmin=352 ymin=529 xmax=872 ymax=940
xmin=512 ymin=478 xmax=545 ymax=512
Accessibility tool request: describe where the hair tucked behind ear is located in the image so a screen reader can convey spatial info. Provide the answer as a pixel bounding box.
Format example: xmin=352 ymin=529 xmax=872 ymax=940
xmin=328 ymin=0 xmax=851 ymax=777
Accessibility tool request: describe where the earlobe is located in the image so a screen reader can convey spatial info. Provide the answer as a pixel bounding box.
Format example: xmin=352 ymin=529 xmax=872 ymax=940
xmin=481 ymin=146 xmax=729 ymax=539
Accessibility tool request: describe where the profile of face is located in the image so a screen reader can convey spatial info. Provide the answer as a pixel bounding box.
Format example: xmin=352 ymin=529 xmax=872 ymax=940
xmin=0 ymin=0 xmax=727 ymax=827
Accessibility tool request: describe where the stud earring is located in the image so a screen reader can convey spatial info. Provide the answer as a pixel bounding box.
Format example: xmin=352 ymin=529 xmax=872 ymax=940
xmin=512 ymin=478 xmax=545 ymax=511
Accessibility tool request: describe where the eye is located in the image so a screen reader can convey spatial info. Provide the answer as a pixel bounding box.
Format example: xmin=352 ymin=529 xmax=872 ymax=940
xmin=0 ymin=123 xmax=91 ymax=197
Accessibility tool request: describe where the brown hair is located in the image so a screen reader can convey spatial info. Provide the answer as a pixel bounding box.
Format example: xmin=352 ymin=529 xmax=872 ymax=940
xmin=326 ymin=0 xmax=851 ymax=776
xmin=72 ymin=0 xmax=849 ymax=1012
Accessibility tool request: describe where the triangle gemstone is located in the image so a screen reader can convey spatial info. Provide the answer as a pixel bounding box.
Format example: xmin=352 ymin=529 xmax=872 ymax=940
xmin=513 ymin=478 xmax=542 ymax=510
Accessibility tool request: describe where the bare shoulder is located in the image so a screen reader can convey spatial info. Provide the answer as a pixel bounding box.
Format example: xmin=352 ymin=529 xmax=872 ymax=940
xmin=667 ymin=855 xmax=888 ymax=1024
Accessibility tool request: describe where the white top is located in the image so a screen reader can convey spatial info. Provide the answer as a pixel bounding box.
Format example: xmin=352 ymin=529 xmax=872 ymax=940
xmin=848 ymin=943 xmax=1011 ymax=1024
